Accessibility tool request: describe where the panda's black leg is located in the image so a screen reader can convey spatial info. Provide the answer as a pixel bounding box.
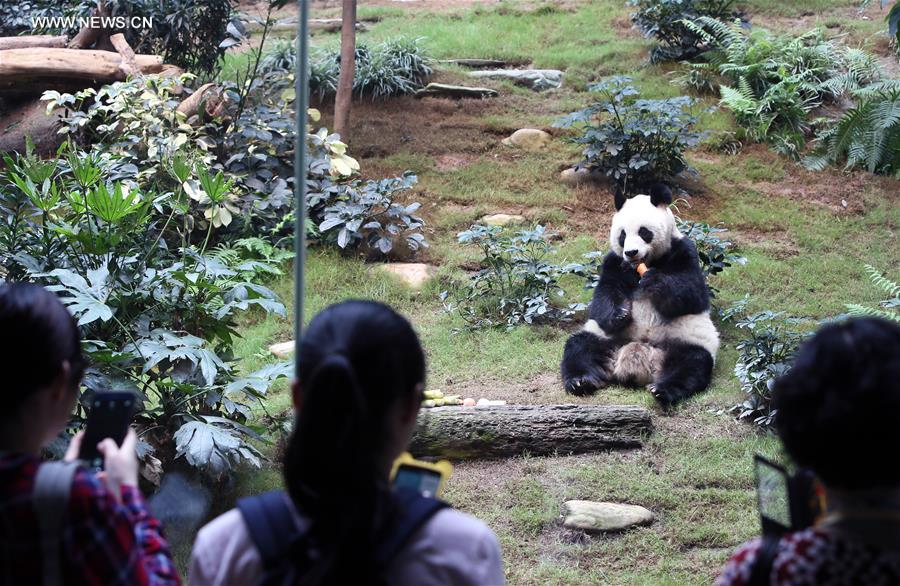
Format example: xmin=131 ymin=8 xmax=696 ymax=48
xmin=561 ymin=331 xmax=618 ymax=396
xmin=648 ymin=342 xmax=714 ymax=406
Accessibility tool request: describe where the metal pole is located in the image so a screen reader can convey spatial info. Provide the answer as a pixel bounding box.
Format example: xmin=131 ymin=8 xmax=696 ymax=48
xmin=293 ymin=0 xmax=309 ymax=378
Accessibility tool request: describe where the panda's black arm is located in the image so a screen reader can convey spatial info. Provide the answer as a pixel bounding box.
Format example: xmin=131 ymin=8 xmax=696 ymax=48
xmin=588 ymin=251 xmax=640 ymax=333
xmin=640 ymin=238 xmax=710 ymax=318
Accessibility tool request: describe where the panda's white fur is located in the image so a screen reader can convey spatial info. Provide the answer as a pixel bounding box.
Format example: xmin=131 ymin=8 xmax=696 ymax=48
xmin=584 ymin=194 xmax=719 ymax=383
xmin=609 ymin=194 xmax=682 ymax=265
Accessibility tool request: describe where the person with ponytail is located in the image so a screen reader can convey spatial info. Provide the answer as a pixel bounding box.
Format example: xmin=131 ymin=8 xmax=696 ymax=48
xmin=189 ymin=300 xmax=505 ymax=585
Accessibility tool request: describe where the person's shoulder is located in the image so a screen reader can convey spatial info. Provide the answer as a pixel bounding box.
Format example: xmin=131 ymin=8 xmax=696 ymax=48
xmin=420 ymin=508 xmax=499 ymax=545
xmin=195 ymin=507 xmax=248 ymax=549
xmin=393 ymin=508 xmax=505 ymax=586
xmin=190 ymin=508 xmax=262 ymax=586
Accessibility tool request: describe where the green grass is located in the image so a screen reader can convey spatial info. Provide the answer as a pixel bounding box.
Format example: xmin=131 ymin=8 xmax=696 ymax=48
xmin=360 ymin=1 xmax=649 ymax=79
xmin=217 ymin=0 xmax=900 ymax=583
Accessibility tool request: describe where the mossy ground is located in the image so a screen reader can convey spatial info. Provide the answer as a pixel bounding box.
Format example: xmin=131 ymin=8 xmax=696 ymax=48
xmin=220 ymin=1 xmax=899 ymax=583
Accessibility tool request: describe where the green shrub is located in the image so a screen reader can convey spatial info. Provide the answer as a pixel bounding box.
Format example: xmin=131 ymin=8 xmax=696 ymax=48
xmin=42 ymin=75 xmax=428 ymax=258
xmin=554 ymin=76 xmax=704 ymax=194
xmin=727 ymin=309 xmax=810 ymax=429
xmin=0 ymin=142 xmax=290 ymax=479
xmin=628 ymin=0 xmax=739 ymax=62
xmin=675 ymin=218 xmax=745 ymax=297
xmin=845 ymin=265 xmax=900 ymax=323
xmin=262 ymin=37 xmax=433 ymax=100
xmin=440 ymin=225 xmax=596 ymax=330
xmin=680 ymin=18 xmax=850 ymax=157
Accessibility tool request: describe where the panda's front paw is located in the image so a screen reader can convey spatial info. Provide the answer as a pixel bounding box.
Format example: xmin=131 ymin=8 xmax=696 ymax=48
xmin=566 ymin=374 xmax=608 ymax=396
xmin=639 ymin=267 xmax=662 ymax=289
xmin=647 ymin=383 xmax=679 ymax=406
xmin=599 ymin=300 xmax=632 ymax=333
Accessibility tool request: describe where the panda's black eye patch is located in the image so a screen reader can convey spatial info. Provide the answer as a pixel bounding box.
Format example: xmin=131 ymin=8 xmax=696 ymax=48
xmin=618 ymin=230 xmax=625 ymax=247
xmin=638 ymin=227 xmax=653 ymax=243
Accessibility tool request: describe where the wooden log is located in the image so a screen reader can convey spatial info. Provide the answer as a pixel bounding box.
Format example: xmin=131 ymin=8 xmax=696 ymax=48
xmin=0 ymin=36 xmax=68 ymax=51
xmin=0 ymin=48 xmax=164 ymax=96
xmin=0 ymin=98 xmax=65 ymax=155
xmin=441 ymin=58 xmax=508 ymax=68
xmin=176 ymin=82 xmax=226 ymax=120
xmin=409 ymin=404 xmax=652 ymax=460
xmin=414 ymin=83 xmax=498 ymax=100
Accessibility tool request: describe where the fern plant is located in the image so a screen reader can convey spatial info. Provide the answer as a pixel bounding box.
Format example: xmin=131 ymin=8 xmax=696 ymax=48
xmin=680 ymin=17 xmax=848 ymax=156
xmin=804 ymin=79 xmax=900 ymax=176
xmin=846 ymin=265 xmax=900 ymax=323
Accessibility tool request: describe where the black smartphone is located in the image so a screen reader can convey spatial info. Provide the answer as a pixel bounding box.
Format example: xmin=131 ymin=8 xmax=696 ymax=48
xmin=754 ymin=455 xmax=792 ymax=536
xmin=393 ymin=464 xmax=443 ymax=498
xmin=78 ymin=392 xmax=136 ymax=470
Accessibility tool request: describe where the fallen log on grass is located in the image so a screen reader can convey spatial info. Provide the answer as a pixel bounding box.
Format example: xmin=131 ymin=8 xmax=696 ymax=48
xmin=410 ymin=404 xmax=652 ymax=459
xmin=0 ymin=36 xmax=68 ymax=51
xmin=441 ymin=58 xmax=508 ymax=68
xmin=0 ymin=48 xmax=165 ymax=96
xmin=414 ymin=83 xmax=498 ymax=99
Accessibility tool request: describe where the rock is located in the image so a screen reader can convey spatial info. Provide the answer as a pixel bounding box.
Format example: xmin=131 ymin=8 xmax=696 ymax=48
xmin=269 ymin=341 xmax=295 ymax=358
xmin=468 ymin=69 xmax=563 ymax=91
xmin=562 ymin=501 xmax=654 ymax=533
xmin=559 ymin=167 xmax=594 ymax=185
xmin=414 ymin=83 xmax=498 ymax=99
xmin=481 ymin=213 xmax=526 ymax=227
xmin=376 ymin=263 xmax=436 ymax=290
xmin=502 ymin=128 xmax=551 ymax=151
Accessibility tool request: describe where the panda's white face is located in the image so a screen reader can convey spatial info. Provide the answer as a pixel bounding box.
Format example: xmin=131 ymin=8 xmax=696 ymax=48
xmin=609 ymin=194 xmax=680 ymax=266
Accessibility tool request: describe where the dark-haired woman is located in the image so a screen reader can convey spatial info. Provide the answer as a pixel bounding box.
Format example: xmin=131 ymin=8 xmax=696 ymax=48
xmin=0 ymin=283 xmax=180 ymax=585
xmin=190 ymin=300 xmax=504 ymax=585
xmin=717 ymin=317 xmax=900 ymax=585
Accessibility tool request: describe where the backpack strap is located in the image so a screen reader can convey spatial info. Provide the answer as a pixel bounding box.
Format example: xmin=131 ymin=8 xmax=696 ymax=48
xmin=33 ymin=460 xmax=80 ymax=586
xmin=748 ymin=534 xmax=782 ymax=586
xmin=375 ymin=487 xmax=450 ymax=566
xmin=237 ymin=490 xmax=302 ymax=570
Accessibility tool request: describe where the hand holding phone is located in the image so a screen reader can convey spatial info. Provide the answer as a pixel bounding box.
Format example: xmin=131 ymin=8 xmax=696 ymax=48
xmin=78 ymin=392 xmax=136 ymax=471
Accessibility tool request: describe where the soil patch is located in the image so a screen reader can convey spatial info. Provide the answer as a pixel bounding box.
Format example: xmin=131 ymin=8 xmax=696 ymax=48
xmin=728 ymin=228 xmax=799 ymax=260
xmin=704 ymin=145 xmax=896 ymax=214
xmin=435 ymin=153 xmax=476 ymax=171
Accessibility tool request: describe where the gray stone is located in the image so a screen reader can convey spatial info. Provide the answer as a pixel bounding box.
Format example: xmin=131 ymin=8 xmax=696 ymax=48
xmin=560 ymin=167 xmax=594 ymax=185
xmin=269 ymin=341 xmax=295 ymax=358
xmin=468 ymin=69 xmax=563 ymax=91
xmin=562 ymin=501 xmax=654 ymax=533
xmin=414 ymin=83 xmax=498 ymax=100
xmin=502 ymin=128 xmax=551 ymax=151
xmin=481 ymin=213 xmax=526 ymax=227
xmin=375 ymin=263 xmax=436 ymax=290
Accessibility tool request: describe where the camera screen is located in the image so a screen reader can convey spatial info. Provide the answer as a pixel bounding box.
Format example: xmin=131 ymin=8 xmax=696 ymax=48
xmin=394 ymin=465 xmax=442 ymax=497
xmin=755 ymin=458 xmax=791 ymax=530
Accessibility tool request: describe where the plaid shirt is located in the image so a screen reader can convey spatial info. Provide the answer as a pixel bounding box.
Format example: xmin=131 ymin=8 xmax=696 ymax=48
xmin=0 ymin=452 xmax=181 ymax=586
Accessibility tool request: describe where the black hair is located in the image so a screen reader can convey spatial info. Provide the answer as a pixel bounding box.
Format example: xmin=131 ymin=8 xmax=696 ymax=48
xmin=283 ymin=300 xmax=426 ymax=585
xmin=0 ymin=282 xmax=85 ymax=420
xmin=774 ymin=317 xmax=900 ymax=490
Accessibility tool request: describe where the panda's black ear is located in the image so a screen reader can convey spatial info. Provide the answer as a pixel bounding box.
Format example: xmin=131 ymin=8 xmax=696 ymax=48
xmin=614 ymin=186 xmax=626 ymax=211
xmin=649 ymin=183 xmax=672 ymax=207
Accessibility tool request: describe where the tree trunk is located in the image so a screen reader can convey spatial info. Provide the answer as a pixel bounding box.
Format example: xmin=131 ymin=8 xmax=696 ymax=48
xmin=68 ymin=2 xmax=109 ymax=50
xmin=410 ymin=404 xmax=653 ymax=460
xmin=332 ymin=0 xmax=357 ymax=140
xmin=0 ymin=36 xmax=68 ymax=51
xmin=109 ymin=33 xmax=140 ymax=78
xmin=0 ymin=48 xmax=164 ymax=97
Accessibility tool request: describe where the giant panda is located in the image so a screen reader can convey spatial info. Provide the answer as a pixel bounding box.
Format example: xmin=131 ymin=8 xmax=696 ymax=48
xmin=560 ymin=184 xmax=719 ymax=405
